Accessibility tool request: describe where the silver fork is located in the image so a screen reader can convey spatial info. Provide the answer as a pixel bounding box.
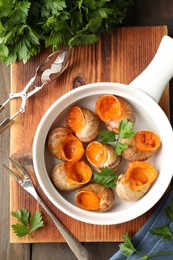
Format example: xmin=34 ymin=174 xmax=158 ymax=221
xmin=3 ymin=157 xmax=89 ymax=260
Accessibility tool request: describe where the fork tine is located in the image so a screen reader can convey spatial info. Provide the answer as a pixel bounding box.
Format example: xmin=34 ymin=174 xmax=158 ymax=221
xmin=8 ymin=157 xmax=29 ymax=180
xmin=2 ymin=163 xmax=23 ymax=184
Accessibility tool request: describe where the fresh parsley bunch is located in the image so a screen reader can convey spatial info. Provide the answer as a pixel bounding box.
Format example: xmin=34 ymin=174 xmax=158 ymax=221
xmin=0 ymin=0 xmax=133 ymax=65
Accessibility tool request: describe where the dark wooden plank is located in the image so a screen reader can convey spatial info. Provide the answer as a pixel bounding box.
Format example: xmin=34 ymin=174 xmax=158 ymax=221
xmin=32 ymin=243 xmax=77 ymax=260
xmin=32 ymin=242 xmax=119 ymax=260
xmin=134 ymin=0 xmax=173 ymax=37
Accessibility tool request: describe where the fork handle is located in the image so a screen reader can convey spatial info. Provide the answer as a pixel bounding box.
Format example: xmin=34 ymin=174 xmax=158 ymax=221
xmin=36 ymin=195 xmax=89 ymax=260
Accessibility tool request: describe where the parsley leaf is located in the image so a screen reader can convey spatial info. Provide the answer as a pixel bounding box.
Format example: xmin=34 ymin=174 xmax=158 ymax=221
xmin=69 ymin=33 xmax=99 ymax=47
xmin=99 ymin=130 xmax=116 ymax=143
xmin=119 ymin=233 xmax=137 ymax=256
xmin=99 ymin=119 xmax=135 ymax=155
xmin=92 ymin=167 xmax=118 ymax=188
xmin=11 ymin=208 xmax=45 ymax=238
xmin=115 ymin=142 xmax=128 ymax=156
xmin=12 ymin=223 xmax=31 ymax=238
xmin=0 ymin=44 xmax=9 ymax=58
xmin=119 ymin=118 xmax=135 ymax=139
xmin=149 ymin=225 xmax=173 ymax=241
xmin=11 ymin=208 xmax=29 ymax=226
xmin=165 ymin=198 xmax=173 ymax=222
xmin=30 ymin=211 xmax=45 ymax=233
xmin=149 ymin=198 xmax=173 ymax=241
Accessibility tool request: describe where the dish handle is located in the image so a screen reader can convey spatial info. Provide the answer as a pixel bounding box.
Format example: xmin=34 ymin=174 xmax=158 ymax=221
xmin=129 ymin=35 xmax=173 ymax=103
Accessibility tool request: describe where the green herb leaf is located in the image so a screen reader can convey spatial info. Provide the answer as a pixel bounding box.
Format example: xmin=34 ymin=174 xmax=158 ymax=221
xmin=30 ymin=210 xmax=45 ymax=233
xmin=0 ymin=44 xmax=9 ymax=58
xmin=11 ymin=208 xmax=29 ymax=226
xmin=11 ymin=208 xmax=44 ymax=238
xmin=115 ymin=142 xmax=128 ymax=156
xmin=11 ymin=223 xmax=30 ymax=238
xmin=99 ymin=130 xmax=116 ymax=143
xmin=119 ymin=233 xmax=137 ymax=256
xmin=69 ymin=33 xmax=99 ymax=47
xmin=119 ymin=119 xmax=135 ymax=139
xmin=165 ymin=198 xmax=173 ymax=223
xmin=99 ymin=119 xmax=135 ymax=155
xmin=114 ymin=118 xmax=135 ymax=155
xmin=150 ymin=225 xmax=173 ymax=241
xmin=92 ymin=167 xmax=118 ymax=188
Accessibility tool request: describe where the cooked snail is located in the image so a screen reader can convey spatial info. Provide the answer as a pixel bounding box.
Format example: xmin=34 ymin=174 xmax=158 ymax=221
xmin=47 ymin=127 xmax=85 ymax=162
xmin=51 ymin=160 xmax=92 ymax=191
xmin=86 ymin=141 xmax=121 ymax=171
xmin=120 ymin=130 xmax=161 ymax=161
xmin=116 ymin=161 xmax=158 ymax=201
xmin=96 ymin=94 xmax=135 ymax=133
xmin=76 ymin=183 xmax=115 ymax=211
xmin=66 ymin=106 xmax=100 ymax=142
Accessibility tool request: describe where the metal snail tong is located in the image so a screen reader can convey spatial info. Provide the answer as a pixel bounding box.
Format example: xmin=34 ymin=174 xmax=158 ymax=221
xmin=0 ymin=48 xmax=69 ymax=134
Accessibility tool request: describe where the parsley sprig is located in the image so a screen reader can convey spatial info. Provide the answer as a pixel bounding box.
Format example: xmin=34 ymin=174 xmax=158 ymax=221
xmin=119 ymin=233 xmax=138 ymax=256
xmin=92 ymin=167 xmax=118 ymax=188
xmin=149 ymin=197 xmax=173 ymax=241
xmin=11 ymin=208 xmax=45 ymax=238
xmin=100 ymin=119 xmax=135 ymax=155
xmin=119 ymin=197 xmax=173 ymax=259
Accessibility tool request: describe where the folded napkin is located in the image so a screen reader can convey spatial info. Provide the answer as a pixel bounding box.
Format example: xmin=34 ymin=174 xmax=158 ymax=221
xmin=110 ymin=186 xmax=173 ymax=260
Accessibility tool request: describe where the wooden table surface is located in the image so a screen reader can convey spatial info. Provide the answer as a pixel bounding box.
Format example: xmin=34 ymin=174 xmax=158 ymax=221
xmin=10 ymin=25 xmax=168 ymax=244
xmin=1 ymin=1 xmax=173 ymax=259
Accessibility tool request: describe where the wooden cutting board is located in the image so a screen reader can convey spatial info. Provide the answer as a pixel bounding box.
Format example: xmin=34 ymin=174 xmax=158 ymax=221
xmin=10 ymin=26 xmax=169 ymax=243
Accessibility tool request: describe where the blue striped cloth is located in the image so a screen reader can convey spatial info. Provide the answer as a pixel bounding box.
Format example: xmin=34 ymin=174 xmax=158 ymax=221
xmin=110 ymin=187 xmax=173 ymax=260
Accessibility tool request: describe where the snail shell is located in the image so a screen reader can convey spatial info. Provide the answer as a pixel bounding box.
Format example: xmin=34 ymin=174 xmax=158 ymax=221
xmin=66 ymin=106 xmax=100 ymax=142
xmin=47 ymin=127 xmax=85 ymax=162
xmin=51 ymin=160 xmax=92 ymax=191
xmin=76 ymin=183 xmax=115 ymax=211
xmin=96 ymin=95 xmax=135 ymax=133
xmin=116 ymin=161 xmax=158 ymax=201
xmin=120 ymin=130 xmax=161 ymax=161
xmin=86 ymin=141 xmax=121 ymax=171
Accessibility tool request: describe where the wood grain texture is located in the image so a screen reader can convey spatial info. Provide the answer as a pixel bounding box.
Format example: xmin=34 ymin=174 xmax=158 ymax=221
xmin=0 ymin=63 xmax=31 ymax=259
xmin=9 ymin=26 xmax=169 ymax=243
